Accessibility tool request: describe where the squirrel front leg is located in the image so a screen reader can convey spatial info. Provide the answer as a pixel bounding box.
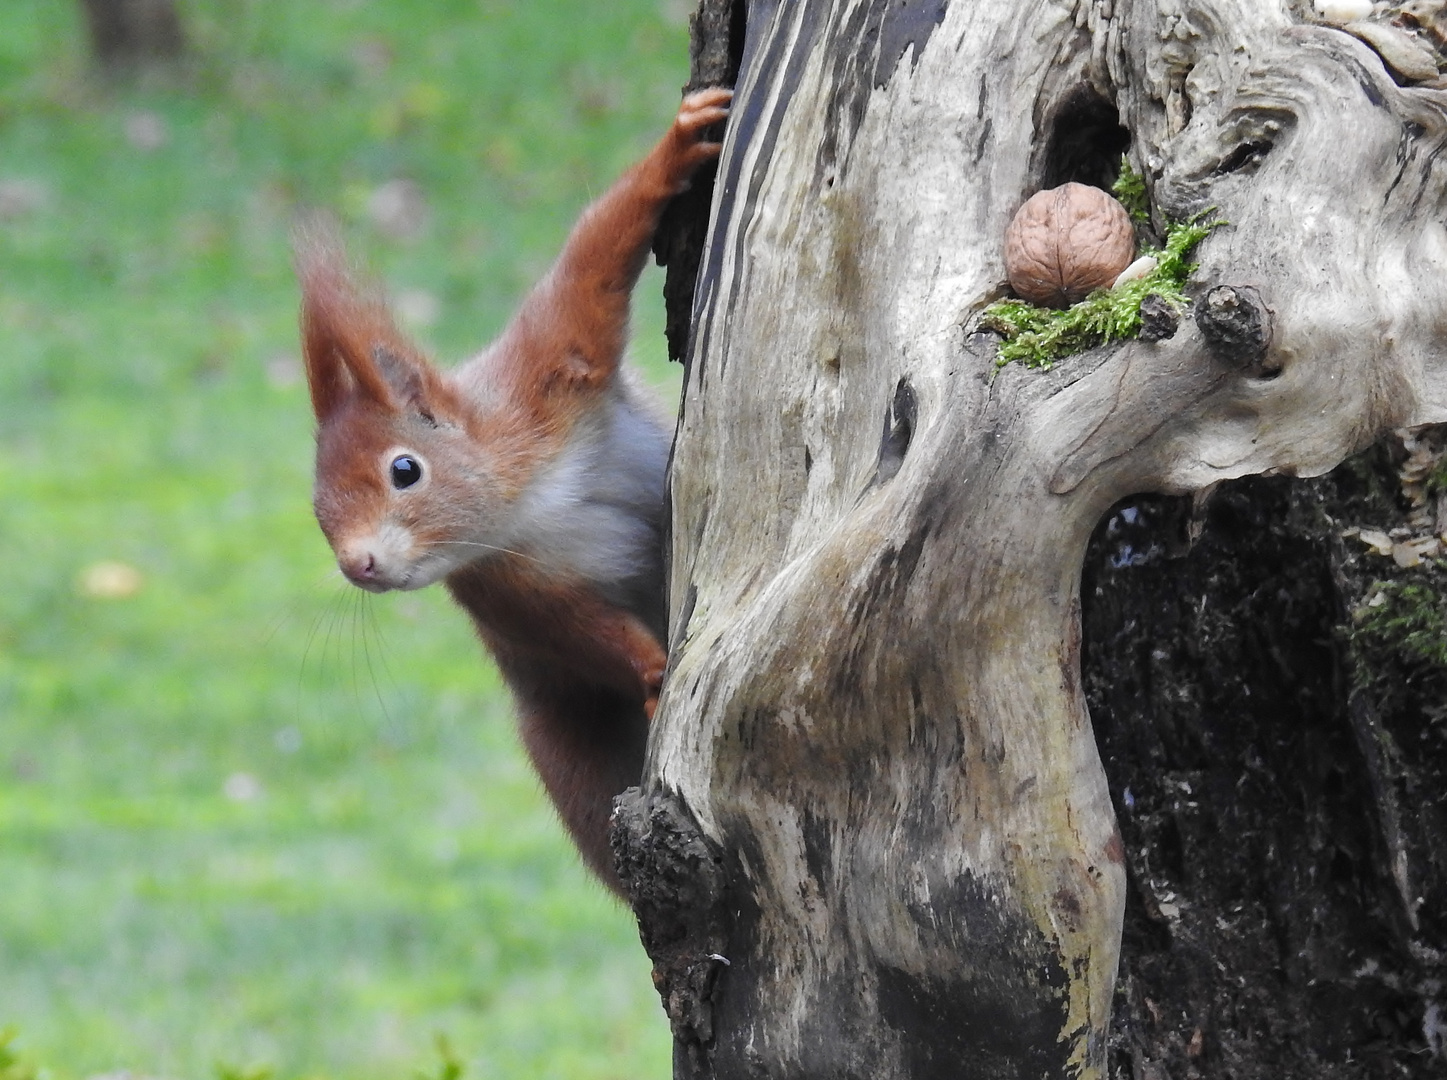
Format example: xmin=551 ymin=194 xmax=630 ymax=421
xmin=497 ymin=88 xmax=732 ymax=396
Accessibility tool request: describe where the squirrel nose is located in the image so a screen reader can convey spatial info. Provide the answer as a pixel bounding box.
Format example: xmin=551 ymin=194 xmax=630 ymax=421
xmin=339 ymin=551 xmax=378 ymax=586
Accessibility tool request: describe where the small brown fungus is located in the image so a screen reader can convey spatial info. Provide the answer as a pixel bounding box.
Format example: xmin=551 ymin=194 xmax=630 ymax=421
xmin=1004 ymin=182 xmax=1136 ymax=308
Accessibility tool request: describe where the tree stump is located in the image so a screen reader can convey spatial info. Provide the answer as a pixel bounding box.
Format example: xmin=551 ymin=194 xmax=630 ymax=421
xmin=619 ymin=1 xmax=1447 ymax=1075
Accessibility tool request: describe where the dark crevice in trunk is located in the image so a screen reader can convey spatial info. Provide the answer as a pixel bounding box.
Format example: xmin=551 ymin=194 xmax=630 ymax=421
xmin=1040 ymin=86 xmax=1132 ymax=193
xmin=655 ymin=0 xmax=748 ymax=363
xmin=1083 ymin=442 xmax=1447 ymax=1079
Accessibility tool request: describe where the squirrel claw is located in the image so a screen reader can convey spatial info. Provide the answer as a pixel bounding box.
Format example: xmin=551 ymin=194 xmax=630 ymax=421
xmin=682 ymin=86 xmax=733 ymax=110
xmin=655 ymin=87 xmax=733 ymax=190
xmin=640 ymin=666 xmax=665 ymax=722
xmin=675 ymin=88 xmax=733 ymax=137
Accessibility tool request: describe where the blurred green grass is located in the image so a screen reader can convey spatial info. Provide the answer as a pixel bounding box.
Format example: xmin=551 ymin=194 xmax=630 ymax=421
xmin=0 ymin=1 xmax=689 ymax=1077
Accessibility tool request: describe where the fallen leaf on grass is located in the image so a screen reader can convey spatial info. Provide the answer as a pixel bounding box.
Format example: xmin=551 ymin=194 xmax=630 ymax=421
xmin=223 ymin=772 xmax=262 ymax=803
xmin=77 ymin=561 xmax=143 ymax=600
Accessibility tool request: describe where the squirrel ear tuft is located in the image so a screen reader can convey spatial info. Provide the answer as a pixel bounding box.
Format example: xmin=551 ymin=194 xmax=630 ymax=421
xmin=295 ymin=228 xmax=349 ymax=422
xmin=372 ymin=344 xmax=434 ymax=411
xmin=294 ymin=217 xmax=430 ymax=418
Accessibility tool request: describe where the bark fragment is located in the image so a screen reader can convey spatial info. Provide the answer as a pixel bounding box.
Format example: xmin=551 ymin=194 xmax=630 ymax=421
xmin=1193 ymin=285 xmax=1274 ymax=371
xmin=1138 ymin=294 xmax=1181 ymax=343
xmin=611 ymin=787 xmax=731 ymax=1075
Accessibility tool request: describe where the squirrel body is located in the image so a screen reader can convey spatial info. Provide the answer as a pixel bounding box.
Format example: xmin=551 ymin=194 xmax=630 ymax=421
xmin=297 ymin=89 xmax=730 ymax=893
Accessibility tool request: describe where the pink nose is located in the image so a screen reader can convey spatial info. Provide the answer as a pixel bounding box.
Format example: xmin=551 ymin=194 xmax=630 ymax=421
xmin=340 ymin=552 xmax=377 ymax=585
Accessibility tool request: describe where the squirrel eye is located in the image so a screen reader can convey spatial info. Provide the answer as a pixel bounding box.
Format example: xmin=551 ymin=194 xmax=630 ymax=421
xmin=390 ymin=455 xmax=423 ymax=489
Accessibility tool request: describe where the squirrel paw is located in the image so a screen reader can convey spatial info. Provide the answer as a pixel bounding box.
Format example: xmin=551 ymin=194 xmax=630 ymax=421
xmin=641 ymin=666 xmax=665 ymax=722
xmin=677 ymin=87 xmax=733 ymax=134
xmin=664 ymin=87 xmax=733 ymax=185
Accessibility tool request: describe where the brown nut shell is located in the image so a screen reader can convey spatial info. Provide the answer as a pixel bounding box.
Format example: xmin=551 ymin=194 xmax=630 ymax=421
xmin=1004 ymin=182 xmax=1136 ymax=308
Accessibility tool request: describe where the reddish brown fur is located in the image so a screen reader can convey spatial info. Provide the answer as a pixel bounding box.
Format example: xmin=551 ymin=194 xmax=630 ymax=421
xmin=487 ymin=102 xmax=726 ymax=432
xmin=448 ymin=556 xmax=666 ymax=700
xmin=296 ymin=89 xmax=731 ymax=895
xmin=296 ymin=232 xmax=432 ymax=416
xmin=447 ymin=556 xmax=667 ymax=888
xmin=297 ymin=232 xmax=544 ymax=503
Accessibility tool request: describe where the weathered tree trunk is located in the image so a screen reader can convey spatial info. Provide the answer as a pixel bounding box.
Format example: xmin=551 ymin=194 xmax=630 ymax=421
xmin=80 ymin=0 xmax=186 ymax=71
xmin=614 ymin=1 xmax=1447 ymax=1076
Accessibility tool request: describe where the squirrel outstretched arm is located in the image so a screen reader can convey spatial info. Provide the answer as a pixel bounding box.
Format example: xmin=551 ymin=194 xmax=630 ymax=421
xmin=295 ymin=89 xmax=731 ymax=893
xmin=488 ymin=94 xmax=728 ymax=404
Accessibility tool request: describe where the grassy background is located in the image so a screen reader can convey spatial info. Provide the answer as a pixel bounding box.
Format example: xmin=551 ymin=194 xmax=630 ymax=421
xmin=0 ymin=1 xmax=690 ymax=1076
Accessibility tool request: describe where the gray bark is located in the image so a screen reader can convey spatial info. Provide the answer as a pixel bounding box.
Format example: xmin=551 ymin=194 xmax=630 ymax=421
xmin=616 ymin=1 xmax=1447 ymax=1076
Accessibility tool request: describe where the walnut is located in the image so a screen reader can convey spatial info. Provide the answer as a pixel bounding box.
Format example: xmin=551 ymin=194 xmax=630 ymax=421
xmin=1003 ymin=183 xmax=1136 ymax=308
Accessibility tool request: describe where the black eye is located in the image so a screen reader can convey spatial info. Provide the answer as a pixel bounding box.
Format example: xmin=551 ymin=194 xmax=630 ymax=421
xmin=390 ymin=455 xmax=422 ymax=489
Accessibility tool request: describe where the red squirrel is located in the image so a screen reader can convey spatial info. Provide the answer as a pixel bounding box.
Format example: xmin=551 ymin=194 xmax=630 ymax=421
xmin=295 ymin=88 xmax=731 ymax=894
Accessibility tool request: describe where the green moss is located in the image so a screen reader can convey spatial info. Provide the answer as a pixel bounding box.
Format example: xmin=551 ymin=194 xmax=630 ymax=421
xmin=1111 ymin=155 xmax=1150 ymax=226
xmin=1428 ymin=458 xmax=1447 ymax=498
xmin=1351 ymin=577 xmax=1447 ymax=672
xmin=981 ymin=212 xmax=1221 ymax=370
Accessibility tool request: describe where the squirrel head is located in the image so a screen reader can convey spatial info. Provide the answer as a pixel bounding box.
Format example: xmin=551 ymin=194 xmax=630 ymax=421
xmin=295 ymin=226 xmax=532 ymax=592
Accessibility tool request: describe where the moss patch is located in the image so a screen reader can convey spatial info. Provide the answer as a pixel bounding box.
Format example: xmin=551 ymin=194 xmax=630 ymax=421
xmin=1111 ymin=155 xmax=1150 ymax=226
xmin=1428 ymin=458 xmax=1447 ymax=498
xmin=981 ymin=212 xmax=1220 ymax=370
xmin=1351 ymin=576 xmax=1447 ymax=673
